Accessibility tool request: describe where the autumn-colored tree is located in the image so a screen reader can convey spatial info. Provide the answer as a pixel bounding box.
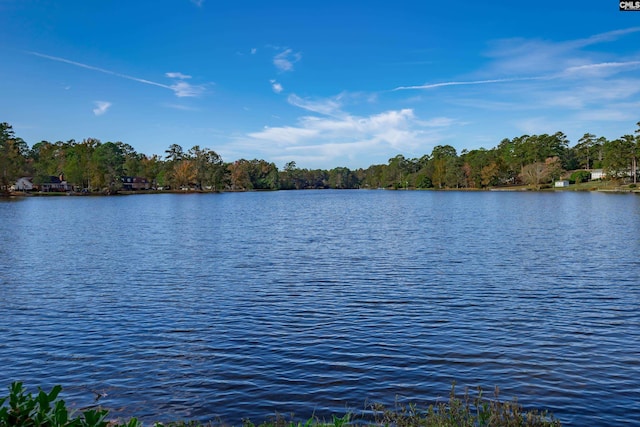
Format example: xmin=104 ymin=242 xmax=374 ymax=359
xmin=519 ymin=157 xmax=562 ymax=189
xmin=481 ymin=162 xmax=500 ymax=187
xmin=172 ymin=159 xmax=196 ymax=189
xmin=0 ymin=123 xmax=28 ymax=191
xmin=228 ymin=160 xmax=252 ymax=190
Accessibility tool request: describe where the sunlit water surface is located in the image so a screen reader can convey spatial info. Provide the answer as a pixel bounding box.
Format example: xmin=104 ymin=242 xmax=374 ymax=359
xmin=1 ymin=191 xmax=639 ymax=426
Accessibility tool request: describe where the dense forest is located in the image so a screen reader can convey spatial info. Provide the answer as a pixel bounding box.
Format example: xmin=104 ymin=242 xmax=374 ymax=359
xmin=1 ymin=121 xmax=639 ymax=193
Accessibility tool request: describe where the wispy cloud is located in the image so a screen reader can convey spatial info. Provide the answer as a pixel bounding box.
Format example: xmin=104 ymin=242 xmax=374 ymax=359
xmin=92 ymin=101 xmax=111 ymax=116
xmin=392 ymin=27 xmax=640 ymax=120
xmin=190 ymin=0 xmax=204 ymax=7
xmin=394 ymin=76 xmax=547 ymax=91
xmin=287 ymin=92 xmax=378 ymax=117
xmin=484 ymin=27 xmax=640 ymax=77
xmin=384 ymin=27 xmax=640 ymax=149
xmin=166 ymin=72 xmax=192 ymax=79
xmin=162 ymin=103 xmax=200 ymax=111
xmin=562 ymin=61 xmax=640 ymax=77
xmin=393 ymin=60 xmax=640 ymax=92
xmin=287 ymin=94 xmax=343 ymax=116
xmin=28 ymin=51 xmax=205 ymax=97
xmin=273 ymin=48 xmax=302 ymax=72
xmin=270 ymin=79 xmax=283 ymax=93
xmin=170 ymin=81 xmax=205 ymax=97
xmin=571 ymin=27 xmax=640 ymax=48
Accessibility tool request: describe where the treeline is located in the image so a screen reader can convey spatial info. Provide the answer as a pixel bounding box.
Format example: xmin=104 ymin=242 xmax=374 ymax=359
xmin=1 ymin=121 xmax=639 ymax=193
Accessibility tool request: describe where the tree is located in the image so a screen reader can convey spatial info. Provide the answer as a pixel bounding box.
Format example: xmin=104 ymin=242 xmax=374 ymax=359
xmin=188 ymin=145 xmax=209 ymax=189
xmin=245 ymin=159 xmax=279 ymax=190
xmin=603 ymin=136 xmax=635 ymax=180
xmin=520 ymin=162 xmax=548 ymax=189
xmin=92 ymin=142 xmax=124 ymax=192
xmin=535 ymin=132 xmax=569 ymax=164
xmin=632 ymin=121 xmax=640 ymax=184
xmin=480 ymin=162 xmax=500 ymax=187
xmin=227 ymin=159 xmax=252 ymax=190
xmin=328 ymin=167 xmax=358 ymax=189
xmin=118 ymin=142 xmax=143 ymax=177
xmin=460 ymin=148 xmax=494 ymax=188
xmin=281 ymin=161 xmax=303 ymax=189
xmin=201 ymin=149 xmax=225 ymax=191
xmin=30 ymin=141 xmax=58 ymax=185
xmin=63 ymin=138 xmax=99 ymax=190
xmin=164 ymin=144 xmax=184 ymax=162
xmin=519 ymin=157 xmax=563 ymax=189
xmin=429 ymin=145 xmax=458 ymax=189
xmin=172 ymin=159 xmax=196 ymax=189
xmin=384 ymin=154 xmax=409 ymax=188
xmin=495 ymin=138 xmax=519 ymax=184
xmin=575 ymin=133 xmax=596 ymax=170
xmin=140 ymin=154 xmax=163 ymax=188
xmin=0 ymin=123 xmax=28 ymax=192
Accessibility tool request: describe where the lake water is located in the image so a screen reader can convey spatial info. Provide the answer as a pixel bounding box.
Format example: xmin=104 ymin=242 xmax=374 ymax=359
xmin=1 ymin=190 xmax=639 ymax=426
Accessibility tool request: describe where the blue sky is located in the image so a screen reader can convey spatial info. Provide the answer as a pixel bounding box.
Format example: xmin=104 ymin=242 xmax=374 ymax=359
xmin=2 ymin=1 xmax=640 ymax=169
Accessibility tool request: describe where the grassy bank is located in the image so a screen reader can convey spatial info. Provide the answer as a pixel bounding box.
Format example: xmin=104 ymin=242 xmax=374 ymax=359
xmin=1 ymin=382 xmax=561 ymax=427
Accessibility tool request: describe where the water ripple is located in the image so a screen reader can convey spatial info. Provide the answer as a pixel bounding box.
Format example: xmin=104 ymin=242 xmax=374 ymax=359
xmin=1 ymin=191 xmax=640 ymax=426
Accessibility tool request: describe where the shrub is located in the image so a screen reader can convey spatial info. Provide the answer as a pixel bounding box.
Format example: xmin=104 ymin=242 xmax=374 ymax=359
xmin=365 ymin=384 xmax=561 ymax=427
xmin=0 ymin=382 xmax=139 ymax=427
xmin=570 ymin=170 xmax=591 ymax=184
xmin=1 ymin=382 xmax=561 ymax=427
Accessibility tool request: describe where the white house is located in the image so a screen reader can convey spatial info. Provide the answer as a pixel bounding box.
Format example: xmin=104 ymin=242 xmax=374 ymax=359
xmin=11 ymin=177 xmax=34 ymax=191
xmin=555 ymin=180 xmax=569 ymax=188
xmin=590 ymin=169 xmax=605 ymax=180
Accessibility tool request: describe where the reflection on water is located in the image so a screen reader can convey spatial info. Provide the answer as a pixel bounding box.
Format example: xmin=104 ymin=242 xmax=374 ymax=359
xmin=1 ymin=191 xmax=639 ymax=426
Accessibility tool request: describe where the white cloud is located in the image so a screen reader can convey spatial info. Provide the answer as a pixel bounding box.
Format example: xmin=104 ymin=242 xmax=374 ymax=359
xmin=251 ymin=48 xmax=257 ymax=55
xmin=245 ymin=107 xmax=453 ymax=167
xmin=93 ymin=101 xmax=111 ymax=116
xmin=287 ymin=94 xmax=343 ymax=116
xmin=170 ymin=81 xmax=205 ymax=97
xmin=190 ymin=0 xmax=204 ymax=7
xmin=273 ymin=48 xmax=301 ymax=72
xmin=166 ymin=72 xmax=192 ymax=79
xmin=420 ymin=117 xmax=456 ymax=127
xmin=575 ymin=109 xmax=637 ymax=122
xmin=249 ymin=126 xmax=319 ymax=145
xmin=162 ymin=103 xmax=199 ymax=111
xmin=270 ymin=79 xmax=283 ymax=93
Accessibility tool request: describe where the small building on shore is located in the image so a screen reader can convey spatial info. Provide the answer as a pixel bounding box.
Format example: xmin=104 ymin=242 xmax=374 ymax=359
xmin=11 ymin=177 xmax=34 ymax=191
xmin=39 ymin=175 xmax=71 ymax=192
xmin=121 ymin=176 xmax=150 ymax=191
xmin=590 ymin=169 xmax=605 ymax=180
xmin=555 ymin=180 xmax=570 ymax=188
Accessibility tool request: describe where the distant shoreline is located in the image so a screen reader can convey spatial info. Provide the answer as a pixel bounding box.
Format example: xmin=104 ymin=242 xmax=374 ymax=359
xmin=3 ymin=184 xmax=640 ymax=198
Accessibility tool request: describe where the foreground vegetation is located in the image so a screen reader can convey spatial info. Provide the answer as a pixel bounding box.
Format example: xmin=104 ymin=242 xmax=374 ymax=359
xmin=1 ymin=120 xmax=639 ymax=193
xmin=1 ymin=382 xmax=561 ymax=427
